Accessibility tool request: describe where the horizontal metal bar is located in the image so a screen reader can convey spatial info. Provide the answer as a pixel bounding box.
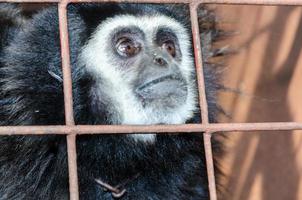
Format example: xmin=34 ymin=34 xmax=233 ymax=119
xmin=0 ymin=0 xmax=302 ymax=5
xmin=200 ymin=0 xmax=302 ymax=5
xmin=69 ymin=0 xmax=191 ymax=2
xmin=0 ymin=122 xmax=300 ymax=135
xmin=69 ymin=0 xmax=302 ymax=5
xmin=0 ymin=0 xmax=60 ymax=2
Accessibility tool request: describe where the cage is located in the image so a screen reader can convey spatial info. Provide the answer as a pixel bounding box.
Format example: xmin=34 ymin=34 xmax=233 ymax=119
xmin=0 ymin=1 xmax=302 ymax=200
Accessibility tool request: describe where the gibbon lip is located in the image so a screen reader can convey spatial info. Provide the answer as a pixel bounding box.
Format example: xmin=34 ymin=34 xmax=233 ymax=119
xmin=135 ymin=74 xmax=187 ymax=106
xmin=136 ymin=74 xmax=184 ymax=92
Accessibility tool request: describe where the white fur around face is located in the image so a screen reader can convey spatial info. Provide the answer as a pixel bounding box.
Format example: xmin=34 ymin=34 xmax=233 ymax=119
xmin=80 ymin=15 xmax=197 ymax=143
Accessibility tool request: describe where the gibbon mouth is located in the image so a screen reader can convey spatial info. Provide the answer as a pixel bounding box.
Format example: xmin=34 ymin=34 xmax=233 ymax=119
xmin=135 ymin=74 xmax=187 ymax=103
xmin=136 ymin=74 xmax=184 ymax=91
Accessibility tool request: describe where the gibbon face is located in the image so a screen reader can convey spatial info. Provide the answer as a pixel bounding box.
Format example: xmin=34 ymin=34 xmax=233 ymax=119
xmin=81 ymin=15 xmax=197 ymax=142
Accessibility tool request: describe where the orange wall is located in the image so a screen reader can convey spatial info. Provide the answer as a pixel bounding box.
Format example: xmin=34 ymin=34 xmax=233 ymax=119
xmin=211 ymin=5 xmax=302 ymax=200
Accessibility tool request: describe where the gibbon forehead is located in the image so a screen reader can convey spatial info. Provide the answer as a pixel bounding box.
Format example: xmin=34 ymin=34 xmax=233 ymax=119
xmin=81 ymin=14 xmax=197 ymax=143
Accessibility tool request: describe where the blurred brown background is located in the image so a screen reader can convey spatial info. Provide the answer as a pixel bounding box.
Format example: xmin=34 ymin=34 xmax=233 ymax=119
xmin=210 ymin=4 xmax=302 ymax=200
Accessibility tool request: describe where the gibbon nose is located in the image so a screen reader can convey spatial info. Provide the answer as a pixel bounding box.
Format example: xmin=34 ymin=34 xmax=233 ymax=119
xmin=153 ymin=56 xmax=168 ymax=67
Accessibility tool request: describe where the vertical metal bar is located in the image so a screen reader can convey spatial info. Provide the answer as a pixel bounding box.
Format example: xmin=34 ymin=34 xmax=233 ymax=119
xmin=58 ymin=1 xmax=75 ymax=126
xmin=190 ymin=2 xmax=217 ymax=200
xmin=190 ymin=2 xmax=210 ymax=124
xmin=58 ymin=1 xmax=79 ymax=200
xmin=204 ymin=132 xmax=217 ymax=200
xmin=66 ymin=134 xmax=79 ymax=200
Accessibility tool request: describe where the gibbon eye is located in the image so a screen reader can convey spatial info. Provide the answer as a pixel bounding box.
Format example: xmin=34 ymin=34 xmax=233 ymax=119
xmin=162 ymin=41 xmax=176 ymax=57
xmin=116 ymin=37 xmax=141 ymax=57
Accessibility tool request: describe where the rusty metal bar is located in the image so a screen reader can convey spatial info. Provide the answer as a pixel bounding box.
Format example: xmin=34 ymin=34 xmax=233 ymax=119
xmin=58 ymin=2 xmax=79 ymax=200
xmin=190 ymin=3 xmax=216 ymax=199
xmin=203 ymin=132 xmax=217 ymax=200
xmin=59 ymin=2 xmax=75 ymax=126
xmin=199 ymin=0 xmax=302 ymax=5
xmin=69 ymin=0 xmax=302 ymax=5
xmin=0 ymin=0 xmax=302 ymax=5
xmin=0 ymin=122 xmax=301 ymax=135
xmin=69 ymin=0 xmax=191 ymax=2
xmin=0 ymin=0 xmax=60 ymax=2
xmin=190 ymin=2 xmax=209 ymax=124
xmin=66 ymin=134 xmax=79 ymax=200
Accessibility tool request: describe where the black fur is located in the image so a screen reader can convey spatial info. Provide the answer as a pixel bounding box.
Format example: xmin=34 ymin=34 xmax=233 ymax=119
xmin=0 ymin=3 xmax=221 ymax=199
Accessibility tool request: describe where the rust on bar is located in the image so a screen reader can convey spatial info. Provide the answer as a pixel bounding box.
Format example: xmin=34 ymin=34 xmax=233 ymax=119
xmin=58 ymin=1 xmax=79 ymax=200
xmin=0 ymin=0 xmax=60 ymax=2
xmin=190 ymin=3 xmax=215 ymax=198
xmin=65 ymin=122 xmax=302 ymax=133
xmin=203 ymin=132 xmax=217 ymax=200
xmin=198 ymin=0 xmax=302 ymax=5
xmin=66 ymin=134 xmax=79 ymax=200
xmin=58 ymin=1 xmax=75 ymax=126
xmin=69 ymin=0 xmax=190 ymax=3
xmin=190 ymin=1 xmax=216 ymax=197
xmin=190 ymin=2 xmax=209 ymax=124
xmin=0 ymin=122 xmax=301 ymax=135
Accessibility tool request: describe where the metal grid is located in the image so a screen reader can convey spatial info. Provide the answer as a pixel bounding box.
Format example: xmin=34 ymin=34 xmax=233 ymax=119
xmin=0 ymin=0 xmax=302 ymax=200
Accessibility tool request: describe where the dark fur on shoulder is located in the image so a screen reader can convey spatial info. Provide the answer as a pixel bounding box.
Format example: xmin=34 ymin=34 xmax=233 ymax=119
xmin=0 ymin=4 xmax=222 ymax=199
xmin=0 ymin=4 xmax=26 ymax=49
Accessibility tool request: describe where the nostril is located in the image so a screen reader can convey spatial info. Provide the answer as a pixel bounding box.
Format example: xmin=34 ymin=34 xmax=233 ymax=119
xmin=154 ymin=57 xmax=167 ymax=66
